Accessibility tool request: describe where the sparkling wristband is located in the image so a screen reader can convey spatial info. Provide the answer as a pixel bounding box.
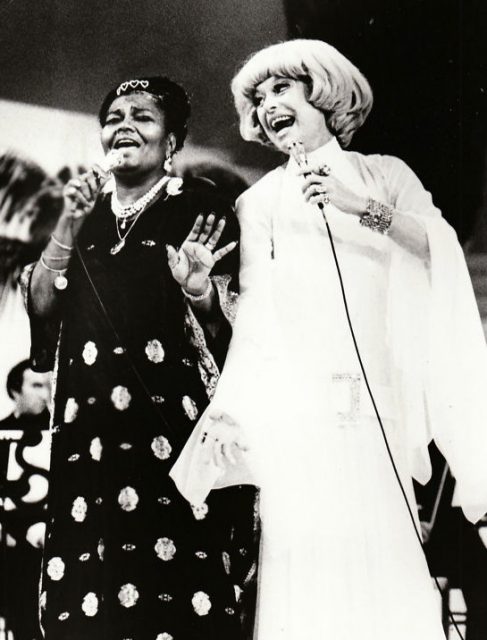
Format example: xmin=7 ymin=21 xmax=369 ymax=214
xmin=359 ymin=198 xmax=394 ymax=234
xmin=182 ymin=279 xmax=213 ymax=302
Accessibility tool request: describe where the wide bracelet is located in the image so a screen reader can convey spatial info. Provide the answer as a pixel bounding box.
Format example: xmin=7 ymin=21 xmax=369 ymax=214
xmin=359 ymin=198 xmax=394 ymax=234
xmin=182 ymin=279 xmax=213 ymax=302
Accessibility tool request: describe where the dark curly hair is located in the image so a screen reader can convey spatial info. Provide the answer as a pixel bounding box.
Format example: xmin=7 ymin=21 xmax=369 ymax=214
xmin=98 ymin=76 xmax=191 ymax=151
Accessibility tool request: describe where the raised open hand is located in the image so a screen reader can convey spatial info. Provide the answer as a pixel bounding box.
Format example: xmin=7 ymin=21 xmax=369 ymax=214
xmin=166 ymin=213 xmax=237 ymax=295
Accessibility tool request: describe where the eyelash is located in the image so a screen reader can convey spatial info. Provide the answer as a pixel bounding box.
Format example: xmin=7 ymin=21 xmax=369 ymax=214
xmin=274 ymin=82 xmax=289 ymax=93
xmin=253 ymin=81 xmax=290 ymax=107
xmin=105 ymin=114 xmax=153 ymax=125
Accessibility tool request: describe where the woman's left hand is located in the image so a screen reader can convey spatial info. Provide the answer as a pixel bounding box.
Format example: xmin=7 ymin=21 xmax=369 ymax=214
xmin=298 ymin=164 xmax=367 ymax=216
xmin=166 ymin=213 xmax=237 ymax=295
xmin=200 ymin=411 xmax=249 ymax=469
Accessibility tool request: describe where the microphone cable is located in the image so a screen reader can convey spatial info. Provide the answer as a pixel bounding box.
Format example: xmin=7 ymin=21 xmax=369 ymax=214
xmin=288 ymin=141 xmax=464 ymax=640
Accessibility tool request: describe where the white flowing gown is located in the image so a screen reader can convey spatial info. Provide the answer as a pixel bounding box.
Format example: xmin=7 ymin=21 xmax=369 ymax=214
xmin=172 ymin=138 xmax=487 ymax=639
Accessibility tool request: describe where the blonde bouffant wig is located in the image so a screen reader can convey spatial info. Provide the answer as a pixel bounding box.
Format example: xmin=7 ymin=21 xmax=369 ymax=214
xmin=231 ymin=39 xmax=373 ymax=149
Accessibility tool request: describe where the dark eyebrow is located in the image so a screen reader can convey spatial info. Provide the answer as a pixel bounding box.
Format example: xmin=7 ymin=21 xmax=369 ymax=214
xmin=132 ymin=107 xmax=154 ymax=113
xmin=106 ymin=107 xmax=123 ymax=117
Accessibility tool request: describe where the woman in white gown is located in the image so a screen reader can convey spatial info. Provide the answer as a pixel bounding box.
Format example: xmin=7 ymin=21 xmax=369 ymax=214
xmin=171 ymin=39 xmax=487 ymax=639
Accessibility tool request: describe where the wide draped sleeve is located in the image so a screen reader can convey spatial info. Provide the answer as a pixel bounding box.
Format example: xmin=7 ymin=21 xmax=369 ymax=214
xmin=375 ymin=155 xmax=487 ymax=523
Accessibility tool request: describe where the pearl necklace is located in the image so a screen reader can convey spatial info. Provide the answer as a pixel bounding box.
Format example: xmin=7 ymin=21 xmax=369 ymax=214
xmin=110 ymin=174 xmax=170 ymax=226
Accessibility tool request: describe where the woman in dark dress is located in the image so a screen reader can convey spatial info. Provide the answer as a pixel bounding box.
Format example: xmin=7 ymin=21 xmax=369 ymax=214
xmin=21 ymin=76 xmax=256 ymax=640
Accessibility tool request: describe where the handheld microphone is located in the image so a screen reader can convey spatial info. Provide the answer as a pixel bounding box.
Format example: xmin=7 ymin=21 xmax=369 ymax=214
xmin=102 ymin=149 xmax=124 ymax=172
xmin=287 ymin=140 xmax=325 ymax=211
xmin=287 ymin=140 xmax=309 ymax=175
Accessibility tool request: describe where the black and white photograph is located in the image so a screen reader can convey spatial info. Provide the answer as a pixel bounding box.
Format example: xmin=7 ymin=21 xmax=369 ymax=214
xmin=0 ymin=1 xmax=487 ymax=639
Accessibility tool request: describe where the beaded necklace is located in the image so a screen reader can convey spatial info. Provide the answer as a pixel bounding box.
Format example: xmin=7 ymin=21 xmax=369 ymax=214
xmin=110 ymin=174 xmax=169 ymax=227
xmin=109 ymin=175 xmax=169 ymax=255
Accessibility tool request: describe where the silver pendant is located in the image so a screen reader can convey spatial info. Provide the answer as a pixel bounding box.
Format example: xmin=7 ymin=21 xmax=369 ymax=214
xmin=121 ymin=219 xmax=127 ymax=230
xmin=54 ymin=274 xmax=68 ymax=290
xmin=110 ymin=239 xmax=125 ymax=255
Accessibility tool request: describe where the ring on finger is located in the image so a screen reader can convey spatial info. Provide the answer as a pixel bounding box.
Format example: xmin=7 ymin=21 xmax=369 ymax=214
xmin=322 ymin=194 xmax=331 ymax=205
xmin=318 ymin=164 xmax=331 ymax=177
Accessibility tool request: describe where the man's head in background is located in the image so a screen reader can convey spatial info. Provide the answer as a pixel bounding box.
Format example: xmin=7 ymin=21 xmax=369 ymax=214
xmin=7 ymin=360 xmax=51 ymax=417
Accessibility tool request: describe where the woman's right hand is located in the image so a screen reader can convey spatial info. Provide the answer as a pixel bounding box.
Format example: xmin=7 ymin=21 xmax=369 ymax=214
xmin=201 ymin=411 xmax=249 ymax=469
xmin=57 ymin=165 xmax=109 ymax=240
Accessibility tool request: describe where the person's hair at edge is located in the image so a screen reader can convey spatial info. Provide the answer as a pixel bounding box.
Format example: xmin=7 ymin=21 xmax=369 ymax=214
xmin=6 ymin=359 xmax=31 ymax=399
xmin=231 ymin=39 xmax=373 ymax=149
xmin=98 ymin=76 xmax=191 ymax=152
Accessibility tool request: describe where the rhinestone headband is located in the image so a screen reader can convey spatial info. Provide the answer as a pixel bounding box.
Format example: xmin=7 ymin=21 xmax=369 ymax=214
xmin=116 ymin=79 xmax=150 ymax=96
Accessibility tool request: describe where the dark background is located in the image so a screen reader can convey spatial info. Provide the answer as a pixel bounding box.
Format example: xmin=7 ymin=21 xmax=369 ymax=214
xmin=0 ymin=0 xmax=486 ymax=242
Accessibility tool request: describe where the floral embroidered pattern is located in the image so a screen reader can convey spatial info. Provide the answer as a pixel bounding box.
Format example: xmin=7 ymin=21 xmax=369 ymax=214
xmin=47 ymin=557 xmax=65 ymax=581
xmin=118 ymin=583 xmax=139 ymax=608
xmin=154 ymin=537 xmax=176 ymax=562
xmin=119 ymin=442 xmax=133 ymax=450
xmin=192 ymin=591 xmax=212 ymax=616
xmin=156 ymin=634 xmax=173 ymax=640
xmin=64 ymin=397 xmax=79 ymax=423
xmin=111 ymin=386 xmax=132 ymax=411
xmin=152 ymin=395 xmax=165 ymax=404
xmin=82 ymin=341 xmax=98 ymax=366
xmin=89 ymin=437 xmax=102 ymax=461
xmin=122 ymin=543 xmax=136 ymax=551
xmin=81 ymin=591 xmax=98 ymax=618
xmin=58 ymin=612 xmax=70 ymax=621
xmin=97 ymin=538 xmax=105 ymax=561
xmin=79 ymin=553 xmax=90 ymax=562
xmin=213 ymin=275 xmax=238 ymax=326
xmin=113 ymin=346 xmax=125 ymax=355
xmin=68 ymin=453 xmax=80 ymax=462
xmin=118 ymin=486 xmax=139 ymax=512
xmin=191 ymin=503 xmax=209 ymax=521
xmin=158 ymin=497 xmax=171 ymax=505
xmin=71 ymin=497 xmax=87 ymax=523
xmin=82 ymin=592 xmax=99 ymax=617
xmin=182 ymin=395 xmax=198 ymax=421
xmin=145 ymin=339 xmax=165 ymax=363
xmin=184 ymin=307 xmax=220 ymax=400
xmin=222 ymin=551 xmax=231 ymax=575
xmin=158 ymin=593 xmax=173 ymax=603
xmin=151 ymin=435 xmax=172 ymax=461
